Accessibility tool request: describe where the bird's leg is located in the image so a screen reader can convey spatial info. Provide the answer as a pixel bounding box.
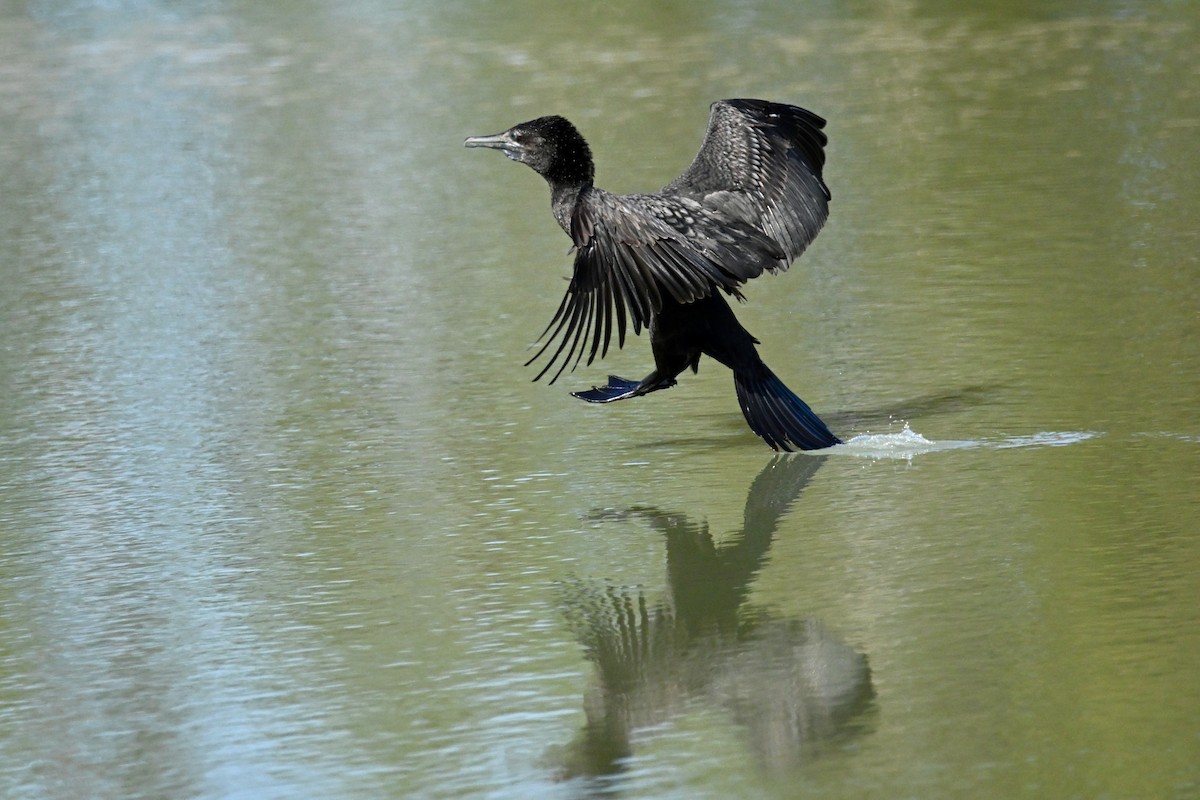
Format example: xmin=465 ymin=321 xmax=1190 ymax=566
xmin=572 ymin=306 xmax=695 ymax=403
xmin=571 ymin=372 xmax=676 ymax=403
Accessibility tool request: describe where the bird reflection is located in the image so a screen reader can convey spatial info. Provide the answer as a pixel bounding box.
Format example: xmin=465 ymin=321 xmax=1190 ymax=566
xmin=554 ymin=456 xmax=874 ymax=787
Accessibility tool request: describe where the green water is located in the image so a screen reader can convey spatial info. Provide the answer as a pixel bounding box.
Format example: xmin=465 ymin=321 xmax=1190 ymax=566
xmin=1 ymin=2 xmax=1197 ymax=798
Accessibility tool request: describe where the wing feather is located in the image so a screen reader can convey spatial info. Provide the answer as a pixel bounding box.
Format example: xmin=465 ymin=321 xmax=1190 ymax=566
xmin=528 ymin=190 xmax=745 ymax=382
xmin=608 ymin=269 xmax=628 ymax=349
xmin=663 ymin=98 xmax=831 ymax=270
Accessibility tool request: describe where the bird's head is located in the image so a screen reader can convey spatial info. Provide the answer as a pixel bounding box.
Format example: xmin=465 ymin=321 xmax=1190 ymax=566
xmin=465 ymin=115 xmax=593 ymax=186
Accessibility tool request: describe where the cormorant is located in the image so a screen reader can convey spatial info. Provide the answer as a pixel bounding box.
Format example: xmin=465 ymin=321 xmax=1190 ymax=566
xmin=464 ymin=99 xmax=841 ymax=451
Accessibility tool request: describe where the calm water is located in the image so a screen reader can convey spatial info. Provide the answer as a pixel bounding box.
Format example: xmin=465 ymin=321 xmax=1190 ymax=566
xmin=2 ymin=2 xmax=1198 ymax=798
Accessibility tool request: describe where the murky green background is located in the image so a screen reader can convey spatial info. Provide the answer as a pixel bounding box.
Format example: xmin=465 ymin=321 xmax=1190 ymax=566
xmin=2 ymin=2 xmax=1198 ymax=798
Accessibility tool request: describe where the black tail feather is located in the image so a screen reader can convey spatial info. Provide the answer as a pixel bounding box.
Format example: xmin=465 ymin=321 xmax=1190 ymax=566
xmin=734 ymin=364 xmax=841 ymax=451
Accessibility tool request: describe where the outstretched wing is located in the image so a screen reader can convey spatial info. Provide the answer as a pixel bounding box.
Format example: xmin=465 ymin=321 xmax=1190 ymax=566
xmin=527 ymin=188 xmax=778 ymax=383
xmin=663 ymin=99 xmax=831 ymax=272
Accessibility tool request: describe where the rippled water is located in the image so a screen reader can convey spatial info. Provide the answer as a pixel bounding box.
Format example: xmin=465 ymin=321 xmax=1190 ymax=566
xmin=2 ymin=3 xmax=1198 ymax=799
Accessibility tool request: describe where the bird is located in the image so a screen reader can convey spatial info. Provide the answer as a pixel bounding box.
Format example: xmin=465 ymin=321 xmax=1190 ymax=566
xmin=464 ymin=99 xmax=841 ymax=451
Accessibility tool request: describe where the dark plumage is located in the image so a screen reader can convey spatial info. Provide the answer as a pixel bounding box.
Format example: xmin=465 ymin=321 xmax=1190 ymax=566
xmin=465 ymin=99 xmax=841 ymax=451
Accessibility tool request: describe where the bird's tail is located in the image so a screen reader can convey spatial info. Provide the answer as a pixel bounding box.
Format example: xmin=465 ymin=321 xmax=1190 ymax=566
xmin=734 ymin=363 xmax=841 ymax=451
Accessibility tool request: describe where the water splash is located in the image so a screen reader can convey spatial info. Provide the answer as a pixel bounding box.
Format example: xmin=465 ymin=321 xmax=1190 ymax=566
xmin=829 ymin=423 xmax=1101 ymax=460
xmin=836 ymin=423 xmax=973 ymax=459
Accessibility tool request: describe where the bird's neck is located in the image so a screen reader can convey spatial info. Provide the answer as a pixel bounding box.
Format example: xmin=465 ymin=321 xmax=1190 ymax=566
xmin=550 ymin=180 xmax=591 ymax=234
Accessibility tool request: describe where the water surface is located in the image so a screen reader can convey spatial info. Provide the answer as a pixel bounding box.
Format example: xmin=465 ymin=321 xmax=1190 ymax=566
xmin=1 ymin=2 xmax=1198 ymax=798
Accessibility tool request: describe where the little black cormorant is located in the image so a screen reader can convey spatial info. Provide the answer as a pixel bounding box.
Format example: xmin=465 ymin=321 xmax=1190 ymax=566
xmin=465 ymin=99 xmax=841 ymax=451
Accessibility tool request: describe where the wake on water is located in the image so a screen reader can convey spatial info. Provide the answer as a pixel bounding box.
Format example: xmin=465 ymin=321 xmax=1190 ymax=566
xmin=823 ymin=423 xmax=1101 ymax=461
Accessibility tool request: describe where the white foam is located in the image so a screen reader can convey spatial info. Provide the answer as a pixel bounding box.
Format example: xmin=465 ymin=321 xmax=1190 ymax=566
xmin=835 ymin=423 xmax=974 ymax=460
xmin=828 ymin=424 xmax=1101 ymax=460
xmin=993 ymin=431 xmax=1102 ymax=449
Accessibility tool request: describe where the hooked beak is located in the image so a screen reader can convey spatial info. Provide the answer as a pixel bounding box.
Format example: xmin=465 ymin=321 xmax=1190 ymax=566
xmin=464 ymin=131 xmax=521 ymax=159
